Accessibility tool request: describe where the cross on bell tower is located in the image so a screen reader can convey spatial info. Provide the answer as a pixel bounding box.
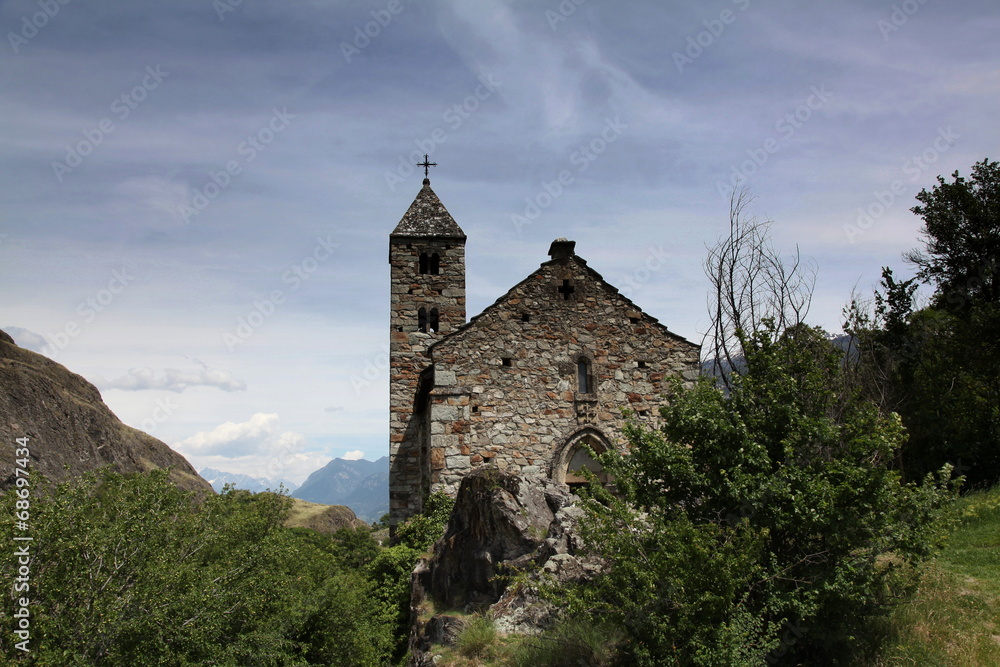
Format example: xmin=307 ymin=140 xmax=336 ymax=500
xmin=416 ymin=154 xmax=437 ymax=179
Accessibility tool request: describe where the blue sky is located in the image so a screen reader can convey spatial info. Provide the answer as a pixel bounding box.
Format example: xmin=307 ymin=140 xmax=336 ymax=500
xmin=2 ymin=0 xmax=997 ymax=483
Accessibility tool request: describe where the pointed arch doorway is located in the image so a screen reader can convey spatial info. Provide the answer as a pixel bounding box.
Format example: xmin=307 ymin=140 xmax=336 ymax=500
xmin=551 ymin=427 xmax=612 ymax=492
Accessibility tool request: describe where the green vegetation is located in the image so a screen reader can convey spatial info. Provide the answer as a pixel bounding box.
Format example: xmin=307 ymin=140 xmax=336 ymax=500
xmin=0 ymin=468 xmax=441 ymax=666
xmin=848 ymin=158 xmax=1000 ymax=488
xmin=553 ymin=322 xmax=958 ymax=665
xmin=864 ymin=485 xmax=1000 ymax=666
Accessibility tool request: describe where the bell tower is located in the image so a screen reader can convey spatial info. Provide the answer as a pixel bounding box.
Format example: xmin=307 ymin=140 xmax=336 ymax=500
xmin=388 ymin=175 xmax=466 ymax=528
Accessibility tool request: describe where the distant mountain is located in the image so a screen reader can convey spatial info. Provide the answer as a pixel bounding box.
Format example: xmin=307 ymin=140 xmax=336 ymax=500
xmin=292 ymin=456 xmax=389 ymax=523
xmin=199 ymin=467 xmax=298 ymax=494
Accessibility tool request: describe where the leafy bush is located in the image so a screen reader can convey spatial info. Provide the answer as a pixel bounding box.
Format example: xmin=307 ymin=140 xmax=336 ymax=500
xmin=0 ymin=468 xmax=395 ymax=666
xmin=564 ymin=323 xmax=958 ymax=665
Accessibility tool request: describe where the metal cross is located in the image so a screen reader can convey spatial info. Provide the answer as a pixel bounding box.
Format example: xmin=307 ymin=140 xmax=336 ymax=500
xmin=416 ymin=154 xmax=437 ymax=178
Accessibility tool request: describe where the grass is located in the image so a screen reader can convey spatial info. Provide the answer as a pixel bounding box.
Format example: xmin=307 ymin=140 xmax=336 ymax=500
xmin=861 ymin=485 xmax=1000 ymax=666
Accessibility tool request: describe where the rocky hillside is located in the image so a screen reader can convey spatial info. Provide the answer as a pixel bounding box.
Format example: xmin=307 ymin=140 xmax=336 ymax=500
xmin=283 ymin=496 xmax=365 ymax=534
xmin=0 ymin=329 xmax=211 ymax=494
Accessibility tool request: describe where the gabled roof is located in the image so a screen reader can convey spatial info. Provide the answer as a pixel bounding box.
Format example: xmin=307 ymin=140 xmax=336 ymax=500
xmin=429 ymin=244 xmax=699 ymax=355
xmin=390 ymin=178 xmax=466 ymax=239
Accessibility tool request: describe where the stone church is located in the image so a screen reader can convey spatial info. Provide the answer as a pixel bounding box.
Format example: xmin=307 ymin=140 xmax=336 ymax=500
xmin=389 ymin=176 xmax=700 ymax=527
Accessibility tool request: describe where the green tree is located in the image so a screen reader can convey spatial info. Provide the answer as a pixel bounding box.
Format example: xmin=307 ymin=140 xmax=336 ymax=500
xmin=565 ymin=323 xmax=957 ymax=665
xmin=0 ymin=468 xmax=395 ymax=666
xmin=849 ymin=159 xmax=1000 ymax=486
xmin=905 ymin=158 xmax=1000 ymax=310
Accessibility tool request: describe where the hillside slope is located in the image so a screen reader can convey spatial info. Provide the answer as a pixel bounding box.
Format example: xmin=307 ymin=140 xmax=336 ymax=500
xmin=0 ymin=329 xmax=211 ymax=494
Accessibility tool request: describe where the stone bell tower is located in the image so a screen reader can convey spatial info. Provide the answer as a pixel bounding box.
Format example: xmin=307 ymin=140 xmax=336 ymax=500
xmin=388 ymin=174 xmax=466 ymax=527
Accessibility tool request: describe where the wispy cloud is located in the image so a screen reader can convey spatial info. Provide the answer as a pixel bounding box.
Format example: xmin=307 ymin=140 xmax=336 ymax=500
xmin=96 ymin=366 xmax=247 ymax=392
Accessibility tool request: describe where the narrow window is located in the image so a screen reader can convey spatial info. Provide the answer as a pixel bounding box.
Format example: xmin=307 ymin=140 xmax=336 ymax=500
xmin=418 ymin=307 xmax=428 ymax=333
xmin=430 ymin=253 xmax=440 ymax=275
xmin=419 ymin=253 xmax=430 ymax=274
xmin=429 ymin=308 xmax=439 ymax=333
xmin=577 ymin=358 xmax=591 ymax=393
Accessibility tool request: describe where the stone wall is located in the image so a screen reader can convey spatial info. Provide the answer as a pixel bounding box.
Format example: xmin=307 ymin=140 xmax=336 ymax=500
xmin=389 ymin=235 xmax=465 ymax=526
xmin=425 ymin=254 xmax=700 ymax=496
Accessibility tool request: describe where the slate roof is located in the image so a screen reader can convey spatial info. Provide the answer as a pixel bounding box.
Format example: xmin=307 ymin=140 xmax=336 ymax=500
xmin=390 ymin=178 xmax=466 ymax=239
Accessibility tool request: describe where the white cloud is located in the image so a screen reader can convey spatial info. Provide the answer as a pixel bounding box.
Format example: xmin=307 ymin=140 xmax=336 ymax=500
xmin=342 ymin=450 xmax=365 ymax=460
xmin=172 ymin=413 xmax=326 ymax=484
xmin=96 ymin=366 xmax=247 ymax=392
xmin=174 ymin=412 xmax=282 ymax=456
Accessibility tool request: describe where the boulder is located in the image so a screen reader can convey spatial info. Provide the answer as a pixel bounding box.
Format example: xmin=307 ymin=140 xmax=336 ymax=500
xmin=408 ymin=467 xmax=603 ymax=663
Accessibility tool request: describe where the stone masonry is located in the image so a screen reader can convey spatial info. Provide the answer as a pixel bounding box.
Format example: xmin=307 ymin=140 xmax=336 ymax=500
xmin=389 ymin=181 xmax=700 ymax=529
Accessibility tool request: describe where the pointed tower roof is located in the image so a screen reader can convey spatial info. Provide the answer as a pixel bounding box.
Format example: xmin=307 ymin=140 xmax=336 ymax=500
xmin=390 ymin=178 xmax=466 ymax=239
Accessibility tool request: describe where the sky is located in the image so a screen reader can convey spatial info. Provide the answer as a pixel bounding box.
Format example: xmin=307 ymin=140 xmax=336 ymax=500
xmin=2 ymin=0 xmax=997 ymax=484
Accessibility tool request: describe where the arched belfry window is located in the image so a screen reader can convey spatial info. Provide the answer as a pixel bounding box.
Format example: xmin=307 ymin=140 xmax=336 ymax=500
xmin=418 ymin=252 xmax=441 ymax=275
xmin=429 ymin=308 xmax=439 ymax=333
xmin=418 ymin=307 xmax=428 ymax=333
xmin=577 ymin=357 xmax=591 ymax=394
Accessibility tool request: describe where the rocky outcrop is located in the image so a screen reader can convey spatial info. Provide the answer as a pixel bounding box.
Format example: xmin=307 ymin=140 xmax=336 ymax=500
xmin=408 ymin=467 xmax=602 ymax=664
xmin=0 ymin=329 xmax=212 ymax=494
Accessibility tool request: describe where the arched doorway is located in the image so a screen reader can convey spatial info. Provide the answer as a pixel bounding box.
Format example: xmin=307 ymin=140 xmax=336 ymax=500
xmin=552 ymin=427 xmax=612 ymax=491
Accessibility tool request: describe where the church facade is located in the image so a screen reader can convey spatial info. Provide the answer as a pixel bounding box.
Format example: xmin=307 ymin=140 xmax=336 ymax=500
xmin=389 ymin=177 xmax=700 ymax=527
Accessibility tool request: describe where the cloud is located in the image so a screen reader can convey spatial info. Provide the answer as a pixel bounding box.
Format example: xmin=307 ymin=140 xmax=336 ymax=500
xmin=342 ymin=450 xmax=365 ymax=460
xmin=173 ymin=413 xmax=325 ymax=484
xmin=3 ymin=326 xmax=50 ymax=354
xmin=96 ymin=366 xmax=247 ymax=392
xmin=174 ymin=412 xmax=277 ymax=455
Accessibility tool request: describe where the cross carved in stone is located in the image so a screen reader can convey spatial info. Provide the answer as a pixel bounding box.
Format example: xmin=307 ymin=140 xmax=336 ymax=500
xmin=558 ymin=279 xmax=575 ymax=300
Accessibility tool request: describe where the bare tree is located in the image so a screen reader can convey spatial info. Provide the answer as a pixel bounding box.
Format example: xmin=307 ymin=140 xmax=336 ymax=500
xmin=704 ymin=189 xmax=816 ymax=391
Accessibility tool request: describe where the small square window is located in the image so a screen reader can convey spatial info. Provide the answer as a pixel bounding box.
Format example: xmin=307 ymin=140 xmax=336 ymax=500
xmin=521 ymin=313 xmax=531 ymax=323
xmin=502 ymin=358 xmax=512 ymax=367
xmin=638 ymin=361 xmax=648 ymax=369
